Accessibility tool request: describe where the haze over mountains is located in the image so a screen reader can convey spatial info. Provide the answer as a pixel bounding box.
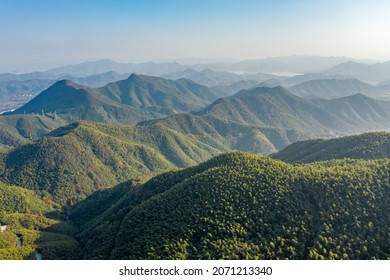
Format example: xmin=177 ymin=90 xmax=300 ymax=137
xmin=288 ymin=78 xmax=389 ymax=99
xmin=5 ymin=74 xmax=228 ymax=125
xmin=3 ymin=71 xmax=390 ymax=152
xmin=1 ymin=56 xmax=390 ymax=260
xmin=2 ymin=56 xmax=390 ymax=113
xmin=323 ymin=61 xmax=390 ymax=83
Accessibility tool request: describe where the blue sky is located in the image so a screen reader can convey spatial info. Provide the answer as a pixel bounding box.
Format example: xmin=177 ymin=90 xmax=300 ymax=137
xmin=1 ymin=0 xmax=390 ymax=72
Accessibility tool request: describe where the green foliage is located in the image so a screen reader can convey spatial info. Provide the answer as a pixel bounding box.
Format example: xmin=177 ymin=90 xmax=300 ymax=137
xmin=0 ymin=192 xmax=79 ymax=260
xmin=7 ymin=75 xmax=225 ymax=129
xmin=0 ymin=226 xmax=81 ymax=260
xmin=40 ymin=240 xmax=81 ymax=260
xmin=0 ymin=121 xmax=220 ymax=205
xmin=74 ymin=152 xmax=389 ymax=260
xmin=1 ymin=213 xmax=56 ymax=230
xmin=195 ymin=86 xmax=352 ymax=135
xmin=109 ymin=153 xmax=310 ymax=259
xmin=300 ymin=159 xmax=390 ymax=259
xmin=8 ymin=229 xmax=81 ymax=260
xmin=0 ymin=182 xmax=54 ymax=215
xmin=0 ymin=246 xmax=36 ymax=260
xmin=100 ymin=74 xmax=224 ymax=113
xmin=0 ymin=212 xmax=77 ymax=236
xmin=0 ymin=231 xmax=17 ymax=248
xmin=0 ymin=144 xmax=11 ymax=153
xmin=0 ymin=114 xmax=67 ymax=147
xmin=7 ymin=79 xmax=164 ymax=126
xmin=45 ymin=222 xmax=78 ymax=236
xmin=1 ymin=79 xmax=390 ymax=261
xmin=272 ymin=132 xmax=390 ymax=163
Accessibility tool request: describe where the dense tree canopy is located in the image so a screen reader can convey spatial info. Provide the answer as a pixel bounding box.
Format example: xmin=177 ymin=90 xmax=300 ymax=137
xmin=72 ymin=152 xmax=389 ymax=260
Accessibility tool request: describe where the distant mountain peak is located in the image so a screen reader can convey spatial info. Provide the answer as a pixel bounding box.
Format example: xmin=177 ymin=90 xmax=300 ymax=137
xmin=53 ymin=79 xmax=78 ymax=87
xmin=233 ymin=85 xmax=291 ymax=98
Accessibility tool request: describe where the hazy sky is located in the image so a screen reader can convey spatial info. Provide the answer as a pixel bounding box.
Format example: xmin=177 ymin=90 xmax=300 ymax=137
xmin=1 ymin=0 xmax=390 ymax=72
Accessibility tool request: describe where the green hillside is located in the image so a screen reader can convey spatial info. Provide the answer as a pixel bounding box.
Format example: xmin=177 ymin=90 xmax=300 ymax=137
xmin=272 ymin=132 xmax=390 ymax=163
xmin=0 ymin=121 xmax=220 ymax=204
xmin=312 ymin=94 xmax=390 ymax=130
xmin=0 ymin=211 xmax=80 ymax=260
xmin=0 ymin=182 xmax=54 ymax=215
xmin=8 ymin=80 xmax=162 ymax=125
xmin=137 ymin=86 xmax=349 ymax=153
xmin=0 ymin=114 xmax=67 ymax=147
xmin=136 ymin=86 xmax=390 ymax=156
xmin=197 ymin=86 xmax=353 ymax=135
xmin=0 ymin=181 xmax=80 ymax=260
xmin=141 ymin=113 xmax=303 ymax=153
xmin=205 ymin=86 xmax=390 ymax=134
xmin=7 ymin=75 xmax=225 ymax=127
xmin=4 ymin=81 xmax=390 ymax=151
xmin=100 ymin=74 xmax=225 ymax=113
xmin=72 ymin=152 xmax=389 ymax=260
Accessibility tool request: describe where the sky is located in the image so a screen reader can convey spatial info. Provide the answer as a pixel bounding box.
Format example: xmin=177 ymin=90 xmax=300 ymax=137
xmin=1 ymin=0 xmax=390 ymax=72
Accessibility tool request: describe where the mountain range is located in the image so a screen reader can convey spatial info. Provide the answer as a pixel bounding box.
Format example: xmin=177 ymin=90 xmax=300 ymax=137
xmin=1 ymin=56 xmax=354 ymax=80
xmin=3 ymin=56 xmax=390 ymax=114
xmin=3 ymin=76 xmax=390 ymax=152
xmin=288 ymin=78 xmax=388 ymax=99
xmin=0 ymin=114 xmax=67 ymax=147
xmin=149 ymin=86 xmax=390 ymax=139
xmin=162 ymin=68 xmax=278 ymax=87
xmin=272 ymin=131 xmax=390 ymax=163
xmin=2 ymin=83 xmax=390 ymax=208
xmin=322 ymin=61 xmax=390 ymax=83
xmin=0 ymin=72 xmax=128 ymax=113
xmin=71 ymin=149 xmax=389 ymax=259
xmin=1 ymin=58 xmax=390 ymax=260
xmin=4 ymin=74 xmax=228 ymax=126
xmin=0 ymin=121 xmax=220 ymax=204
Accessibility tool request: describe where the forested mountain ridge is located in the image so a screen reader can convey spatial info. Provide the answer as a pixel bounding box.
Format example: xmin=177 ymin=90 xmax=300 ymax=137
xmin=311 ymin=94 xmax=390 ymax=130
xmin=4 ymin=74 xmax=228 ymax=127
xmin=1 ymin=72 xmax=390 ymax=261
xmin=0 ymin=181 xmax=80 ymax=260
xmin=145 ymin=86 xmax=390 ymax=143
xmin=2 ymin=86 xmax=390 ymax=209
xmin=3 ymin=78 xmax=390 ymax=149
xmin=0 ymin=182 xmax=54 ymax=215
xmin=197 ymin=86 xmax=352 ymax=134
xmin=71 ymin=152 xmax=389 ymax=260
xmin=99 ymin=73 xmax=226 ymax=113
xmin=289 ymin=78 xmax=387 ymax=99
xmin=322 ymin=61 xmax=390 ymax=83
xmin=0 ymin=114 xmax=68 ymax=147
xmin=6 ymin=79 xmax=163 ymax=125
xmin=272 ymin=131 xmax=390 ymax=163
xmin=0 ymin=72 xmax=132 ymax=113
xmin=0 ymin=121 xmax=221 ymax=204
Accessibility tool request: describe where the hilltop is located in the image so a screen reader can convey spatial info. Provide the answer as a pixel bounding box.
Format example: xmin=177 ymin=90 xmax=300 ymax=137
xmin=0 ymin=121 xmax=220 ymax=204
xmin=289 ymin=78 xmax=387 ymax=99
xmin=5 ymin=74 xmax=227 ymax=126
xmin=71 ymin=152 xmax=389 ymax=260
xmin=142 ymin=86 xmax=390 ymax=150
xmin=0 ymin=181 xmax=80 ymax=260
xmin=99 ymin=74 xmax=225 ymax=113
xmin=0 ymin=114 xmax=68 ymax=147
xmin=272 ymin=132 xmax=390 ymax=163
xmin=7 ymin=79 xmax=162 ymax=125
